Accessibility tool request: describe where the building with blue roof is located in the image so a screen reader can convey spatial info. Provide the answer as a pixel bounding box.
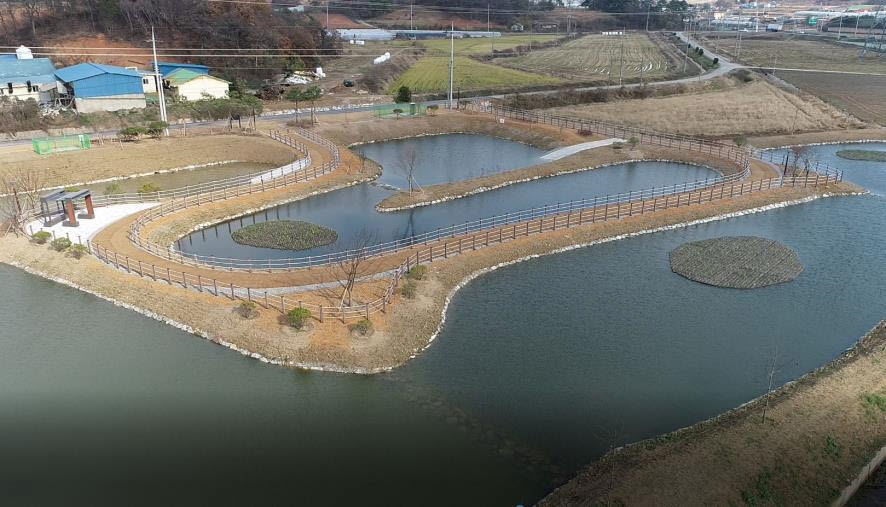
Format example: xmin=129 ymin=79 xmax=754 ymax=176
xmin=0 ymin=47 xmax=60 ymax=104
xmin=54 ymin=63 xmax=146 ymax=112
xmin=157 ymin=62 xmax=209 ymax=77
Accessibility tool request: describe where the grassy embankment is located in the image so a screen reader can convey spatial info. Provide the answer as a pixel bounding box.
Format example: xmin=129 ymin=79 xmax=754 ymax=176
xmin=540 ymin=319 xmax=886 ymax=506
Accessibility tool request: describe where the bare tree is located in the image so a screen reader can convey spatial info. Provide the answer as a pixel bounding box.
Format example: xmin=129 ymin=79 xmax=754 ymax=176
xmin=761 ymin=342 xmax=781 ymax=425
xmin=397 ymin=143 xmax=422 ymax=194
xmin=1 ymin=168 xmax=42 ymax=236
xmin=322 ymin=229 xmax=378 ymax=309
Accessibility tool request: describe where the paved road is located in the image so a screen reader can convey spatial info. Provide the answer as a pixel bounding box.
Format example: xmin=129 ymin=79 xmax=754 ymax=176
xmin=0 ymin=32 xmax=739 ymax=149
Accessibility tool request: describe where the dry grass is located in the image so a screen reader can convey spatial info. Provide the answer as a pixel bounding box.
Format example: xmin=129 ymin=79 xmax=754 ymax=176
xmin=0 ymin=133 xmax=298 ymax=189
xmin=389 ymin=55 xmax=563 ymax=94
xmin=498 ymin=33 xmax=679 ymax=82
xmin=543 ymin=80 xmax=864 ymax=138
xmin=539 ymin=319 xmax=886 ymax=506
xmin=777 ymin=70 xmax=886 ymax=126
xmin=702 ymin=33 xmax=886 ymax=74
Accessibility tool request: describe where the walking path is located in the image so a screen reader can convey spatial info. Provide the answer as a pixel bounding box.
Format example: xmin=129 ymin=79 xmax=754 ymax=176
xmin=540 ymin=138 xmax=626 ymax=161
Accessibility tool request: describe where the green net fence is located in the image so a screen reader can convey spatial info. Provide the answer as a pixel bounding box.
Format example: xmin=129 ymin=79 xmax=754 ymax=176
xmin=32 ymin=134 xmax=92 ymax=155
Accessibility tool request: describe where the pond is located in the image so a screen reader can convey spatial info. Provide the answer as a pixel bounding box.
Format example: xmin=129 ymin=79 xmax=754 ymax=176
xmin=5 ymin=143 xmax=884 ymax=505
xmin=766 ymin=142 xmax=886 ymax=196
xmin=178 ymin=134 xmax=720 ymax=260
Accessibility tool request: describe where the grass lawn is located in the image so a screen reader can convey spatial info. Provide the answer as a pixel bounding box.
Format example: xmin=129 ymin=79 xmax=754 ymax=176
xmin=389 ymin=56 xmax=562 ymax=93
xmin=418 ymin=34 xmax=562 ymax=55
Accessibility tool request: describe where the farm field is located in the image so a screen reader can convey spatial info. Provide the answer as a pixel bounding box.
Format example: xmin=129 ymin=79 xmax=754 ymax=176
xmin=776 ymin=70 xmax=886 ymax=125
xmin=700 ymin=34 xmax=886 ymax=74
xmin=541 ymin=80 xmax=863 ymax=138
xmin=389 ymin=55 xmax=562 ymax=93
xmin=419 ymin=34 xmax=563 ymax=55
xmin=495 ymin=33 xmax=680 ymax=82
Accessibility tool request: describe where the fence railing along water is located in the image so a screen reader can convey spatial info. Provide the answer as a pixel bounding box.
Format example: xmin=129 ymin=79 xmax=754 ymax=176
xmin=54 ymin=170 xmax=839 ymax=323
xmin=24 ymin=107 xmax=843 ymax=322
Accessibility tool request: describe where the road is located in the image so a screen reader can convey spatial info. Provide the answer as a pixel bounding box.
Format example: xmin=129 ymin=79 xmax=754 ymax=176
xmin=0 ymin=32 xmax=739 ymax=149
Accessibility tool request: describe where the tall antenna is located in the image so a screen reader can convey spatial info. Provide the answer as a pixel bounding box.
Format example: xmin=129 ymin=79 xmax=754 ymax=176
xmin=151 ymin=25 xmax=168 ymax=135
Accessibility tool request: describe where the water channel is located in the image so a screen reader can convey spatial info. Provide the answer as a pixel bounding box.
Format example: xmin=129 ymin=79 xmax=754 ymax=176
xmin=2 ymin=142 xmax=885 ymax=505
xmin=177 ymin=134 xmax=720 ymax=260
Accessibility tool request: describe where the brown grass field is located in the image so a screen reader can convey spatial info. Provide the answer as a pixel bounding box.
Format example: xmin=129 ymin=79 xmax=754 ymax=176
xmin=776 ymin=70 xmax=886 ymax=125
xmin=542 ymin=80 xmax=864 ymax=138
xmin=497 ymin=33 xmax=680 ymax=82
xmin=701 ymin=33 xmax=886 ymax=74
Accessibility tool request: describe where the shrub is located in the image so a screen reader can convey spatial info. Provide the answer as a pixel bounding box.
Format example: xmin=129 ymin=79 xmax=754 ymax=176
xmin=627 ymin=136 xmax=639 ymax=149
xmin=138 ymin=183 xmax=161 ymax=194
xmin=734 ymin=135 xmax=747 ymax=147
xmin=394 ymin=85 xmax=412 ymax=103
xmin=68 ymin=244 xmax=89 ymax=259
xmin=611 ymin=142 xmax=625 ymax=150
xmin=146 ymin=121 xmax=168 ymax=138
xmin=713 ymin=57 xmax=719 ymax=65
xmin=31 ymin=231 xmax=51 ymax=244
xmin=104 ymin=182 xmax=122 ymax=195
xmin=392 ymin=108 xmax=404 ymax=117
xmin=406 ymin=264 xmax=428 ymax=281
xmin=50 ymin=237 xmax=72 ymax=252
xmin=400 ymin=280 xmax=417 ymax=299
xmin=238 ymin=300 xmax=259 ymax=319
xmin=349 ymin=318 xmax=373 ymax=336
xmin=286 ymin=307 xmax=312 ymax=329
xmin=427 ymin=104 xmax=439 ymax=115
xmin=120 ymin=126 xmax=146 ymax=141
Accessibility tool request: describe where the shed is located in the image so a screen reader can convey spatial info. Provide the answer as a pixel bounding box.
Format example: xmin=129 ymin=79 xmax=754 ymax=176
xmin=157 ymin=62 xmax=209 ymax=77
xmin=54 ymin=63 xmax=146 ymax=112
xmin=0 ymin=56 xmax=59 ymax=103
xmin=164 ymin=69 xmax=229 ymax=101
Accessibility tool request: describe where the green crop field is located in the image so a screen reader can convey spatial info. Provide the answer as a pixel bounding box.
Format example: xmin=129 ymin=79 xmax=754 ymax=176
xmin=418 ymin=34 xmax=563 ymax=55
xmin=495 ymin=33 xmax=678 ymax=82
xmin=389 ymin=56 xmax=562 ymax=93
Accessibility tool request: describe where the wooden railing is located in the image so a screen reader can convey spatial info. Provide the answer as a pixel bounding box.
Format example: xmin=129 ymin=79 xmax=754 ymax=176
xmin=43 ymin=170 xmax=841 ymax=323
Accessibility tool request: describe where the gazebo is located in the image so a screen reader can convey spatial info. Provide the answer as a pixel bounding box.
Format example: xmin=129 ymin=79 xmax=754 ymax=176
xmin=39 ymin=189 xmax=95 ymax=227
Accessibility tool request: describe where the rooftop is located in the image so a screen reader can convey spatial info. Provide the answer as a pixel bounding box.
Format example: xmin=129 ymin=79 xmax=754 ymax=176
xmin=164 ymin=68 xmax=229 ymax=86
xmin=54 ymin=63 xmax=141 ymax=83
xmin=0 ymin=57 xmax=57 ymax=81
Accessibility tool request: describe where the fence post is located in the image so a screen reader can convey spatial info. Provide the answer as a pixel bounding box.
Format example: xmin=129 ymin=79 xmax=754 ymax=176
xmin=319 ymin=305 xmax=325 ymax=323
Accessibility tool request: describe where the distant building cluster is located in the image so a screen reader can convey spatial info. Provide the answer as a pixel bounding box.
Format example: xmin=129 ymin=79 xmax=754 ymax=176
xmin=0 ymin=46 xmax=230 ymax=113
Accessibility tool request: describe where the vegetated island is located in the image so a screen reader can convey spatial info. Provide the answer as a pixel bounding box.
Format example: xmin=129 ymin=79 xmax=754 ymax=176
xmin=836 ymin=150 xmax=886 ymax=162
xmin=670 ymin=236 xmax=803 ymax=289
xmin=231 ymin=221 xmax=338 ymax=251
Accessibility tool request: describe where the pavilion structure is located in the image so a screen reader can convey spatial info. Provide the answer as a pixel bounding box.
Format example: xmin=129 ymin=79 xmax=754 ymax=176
xmin=39 ymin=189 xmax=95 ymax=227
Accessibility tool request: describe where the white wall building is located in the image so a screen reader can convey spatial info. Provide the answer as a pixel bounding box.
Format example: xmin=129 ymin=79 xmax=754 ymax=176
xmin=165 ymin=69 xmax=229 ymax=101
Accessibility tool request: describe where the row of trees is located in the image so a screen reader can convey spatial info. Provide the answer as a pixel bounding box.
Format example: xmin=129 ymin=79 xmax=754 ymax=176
xmin=580 ymin=0 xmax=691 ymax=30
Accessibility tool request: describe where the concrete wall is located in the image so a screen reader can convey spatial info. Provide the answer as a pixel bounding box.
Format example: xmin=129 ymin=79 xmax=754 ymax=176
xmin=74 ymin=94 xmax=146 ymax=113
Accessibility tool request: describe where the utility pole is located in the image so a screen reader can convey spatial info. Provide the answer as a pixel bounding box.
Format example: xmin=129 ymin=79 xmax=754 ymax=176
xmin=151 ymin=26 xmax=168 ymax=135
xmin=645 ymin=4 xmax=651 ymax=32
xmin=854 ymin=14 xmax=860 ymax=37
xmin=326 ymin=2 xmax=329 ymax=31
xmin=619 ymin=29 xmax=625 ymax=86
xmin=448 ymin=22 xmax=454 ymax=109
xmin=837 ymin=10 xmax=844 ymax=39
xmin=410 ymin=2 xmax=414 ymax=32
xmin=682 ymin=21 xmax=689 ymax=73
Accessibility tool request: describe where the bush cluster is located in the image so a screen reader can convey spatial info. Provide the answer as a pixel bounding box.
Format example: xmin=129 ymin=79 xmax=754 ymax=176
xmin=138 ymin=183 xmax=162 ymax=194
xmin=31 ymin=231 xmax=51 ymax=244
xmin=349 ymin=318 xmax=373 ymax=337
xmin=406 ymin=265 xmax=428 ymax=281
xmin=400 ymin=280 xmax=417 ymax=299
xmin=49 ymin=237 xmax=72 ymax=252
xmin=238 ymin=300 xmax=259 ymax=319
xmin=287 ymin=307 xmax=312 ymax=330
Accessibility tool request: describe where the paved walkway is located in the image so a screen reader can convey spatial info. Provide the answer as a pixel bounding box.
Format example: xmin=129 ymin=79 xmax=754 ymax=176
xmin=541 ymin=138 xmax=626 ymax=161
xmin=27 ymin=202 xmax=159 ymax=243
